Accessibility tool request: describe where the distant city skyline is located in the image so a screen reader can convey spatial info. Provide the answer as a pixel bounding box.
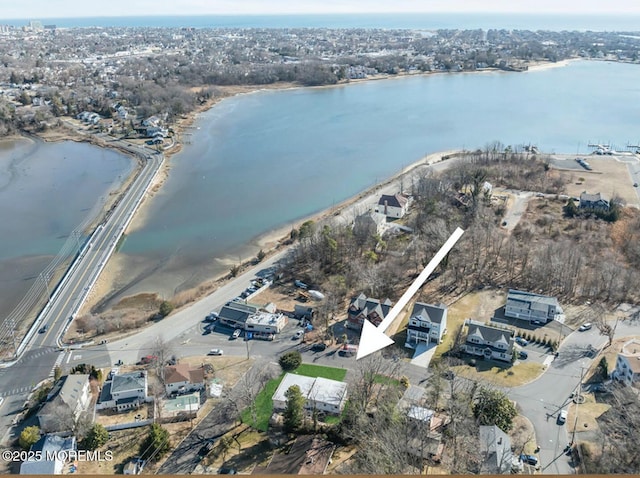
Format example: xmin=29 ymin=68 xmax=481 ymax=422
xmin=2 ymin=0 xmax=640 ymax=19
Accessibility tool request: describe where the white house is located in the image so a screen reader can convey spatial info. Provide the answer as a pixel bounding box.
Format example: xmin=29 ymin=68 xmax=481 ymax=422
xmin=354 ymin=211 xmax=387 ymax=237
xmin=504 ymin=289 xmax=562 ymax=324
xmin=406 ymin=302 xmax=448 ymax=347
xmin=479 ymin=425 xmax=516 ymax=474
xmin=38 ymin=374 xmax=91 ymax=433
xmin=374 ymin=193 xmax=410 ymax=219
xmin=245 ymin=312 xmax=287 ymax=335
xmin=612 ymin=339 xmax=640 ymax=386
xmin=20 ymin=435 xmax=76 ymax=475
xmin=164 ymin=364 xmax=205 ymax=396
xmin=463 ymin=320 xmax=515 ymax=363
xmin=272 ymin=373 xmax=348 ymax=415
xmin=97 ymin=371 xmax=148 ymax=412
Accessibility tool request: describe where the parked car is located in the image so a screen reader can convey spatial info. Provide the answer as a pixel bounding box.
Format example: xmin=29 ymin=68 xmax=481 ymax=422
xmin=219 ymin=467 xmax=237 ymax=474
xmin=311 ymin=343 xmax=327 ymax=352
xmin=515 ymin=336 xmax=528 ymax=346
xmin=198 ymin=442 xmax=214 ymax=457
xmin=578 ymin=323 xmax=592 ymax=331
xmin=232 ymin=329 xmax=241 ymax=339
xmin=138 ymin=355 xmax=157 ymax=365
xmin=208 ymin=348 xmax=224 ymax=356
xmin=520 ymin=454 xmax=538 ymax=466
xmin=294 ymin=330 xmax=304 ymax=339
xmin=531 ymin=320 xmax=543 ymax=325
xmin=519 ymin=351 xmax=528 ymax=360
xmin=294 ymin=280 xmax=308 ymax=289
xmin=557 ymin=409 xmax=568 ymax=425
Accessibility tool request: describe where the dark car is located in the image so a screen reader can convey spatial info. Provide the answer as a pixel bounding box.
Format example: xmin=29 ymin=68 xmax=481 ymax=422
xmin=519 ymin=351 xmax=528 ymax=360
xmin=311 ymin=343 xmax=327 ymax=352
xmin=520 ymin=454 xmax=538 ymax=466
xmin=219 ymin=467 xmax=237 ymax=474
xmin=39 ymin=324 xmax=49 ymax=333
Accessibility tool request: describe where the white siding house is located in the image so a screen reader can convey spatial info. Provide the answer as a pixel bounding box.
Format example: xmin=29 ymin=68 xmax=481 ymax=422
xmin=272 ymin=373 xmax=348 ymax=415
xmin=374 ymin=193 xmax=410 ymax=219
xmin=612 ymin=339 xmax=640 ymax=386
xmin=463 ymin=320 xmax=515 ymax=363
xmin=406 ymin=302 xmax=448 ymax=347
xmin=504 ymin=289 xmax=562 ymax=324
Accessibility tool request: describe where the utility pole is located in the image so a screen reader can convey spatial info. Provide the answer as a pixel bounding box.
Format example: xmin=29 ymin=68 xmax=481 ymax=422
xmin=571 ymin=367 xmax=585 ymax=446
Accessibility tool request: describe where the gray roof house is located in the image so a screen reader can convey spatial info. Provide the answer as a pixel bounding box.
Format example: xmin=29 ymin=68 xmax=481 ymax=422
xmin=375 ymin=193 xmax=410 ymax=219
xmin=38 ymin=374 xmax=91 ymax=433
xmin=579 ymin=191 xmax=610 ymax=211
xmin=464 ymin=320 xmax=515 ymax=363
xmin=354 ymin=211 xmax=387 ymax=237
xmin=504 ymin=289 xmax=562 ymax=324
xmin=97 ymin=371 xmax=148 ymax=412
xmin=406 ymin=302 xmax=448 ymax=346
xmin=20 ymin=435 xmax=76 ymax=475
xmin=347 ymin=293 xmax=393 ymax=330
xmin=272 ymin=373 xmax=348 ymax=415
xmin=479 ymin=425 xmax=516 ymax=474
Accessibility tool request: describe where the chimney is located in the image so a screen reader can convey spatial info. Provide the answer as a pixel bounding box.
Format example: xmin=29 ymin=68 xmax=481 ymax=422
xmin=384 ymin=200 xmax=388 ymax=216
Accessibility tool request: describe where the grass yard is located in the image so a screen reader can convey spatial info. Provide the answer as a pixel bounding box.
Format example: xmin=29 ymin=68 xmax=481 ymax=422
xmin=241 ymin=363 xmax=347 ymax=431
xmin=452 ymin=360 xmax=545 ymax=388
xmin=373 ymin=374 xmax=401 ymax=387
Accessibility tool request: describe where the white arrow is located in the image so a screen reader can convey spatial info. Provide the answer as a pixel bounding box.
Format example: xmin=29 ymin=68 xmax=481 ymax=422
xmin=356 ymin=227 xmax=465 ymax=360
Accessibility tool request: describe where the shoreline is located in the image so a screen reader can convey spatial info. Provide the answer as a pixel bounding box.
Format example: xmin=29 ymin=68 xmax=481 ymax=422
xmin=18 ymin=57 xmax=577 ymax=316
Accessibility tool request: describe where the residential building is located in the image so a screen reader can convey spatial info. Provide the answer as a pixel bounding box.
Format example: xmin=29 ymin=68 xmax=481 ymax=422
xmin=347 ymin=293 xmax=392 ymax=330
xmin=354 ymin=211 xmax=387 ymax=237
xmin=406 ymin=302 xmax=448 ymax=347
xmin=479 ymin=425 xmax=515 ymax=474
xmin=579 ymin=191 xmax=610 ymax=211
xmin=252 ymin=435 xmax=335 ymax=475
xmin=504 ymin=289 xmax=562 ymax=324
xmin=218 ymin=300 xmax=286 ymax=334
xmin=404 ymin=406 xmax=447 ymax=463
xmin=38 ymin=374 xmax=91 ymax=433
xmin=97 ymin=371 xmax=148 ymax=412
xmin=612 ymin=339 xmax=640 ymax=385
xmin=272 ymin=373 xmax=348 ymax=415
xmin=463 ymin=320 xmax=515 ymax=362
xmin=20 ymin=435 xmax=76 ymax=475
xmin=164 ymin=364 xmax=205 ymax=396
xmin=374 ymin=193 xmax=410 ymax=219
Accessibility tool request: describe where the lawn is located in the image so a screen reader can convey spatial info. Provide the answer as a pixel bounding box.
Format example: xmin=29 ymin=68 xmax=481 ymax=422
xmin=241 ymin=363 xmax=347 ymax=431
xmin=373 ymin=374 xmax=401 ymax=387
xmin=452 ymin=360 xmax=545 ymax=387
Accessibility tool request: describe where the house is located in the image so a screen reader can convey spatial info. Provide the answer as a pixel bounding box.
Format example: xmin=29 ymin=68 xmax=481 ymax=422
xmin=164 ymin=364 xmax=205 ymax=396
xmin=142 ymin=115 xmax=161 ymax=128
xmin=347 ymin=293 xmax=393 ymax=330
xmin=504 ymin=289 xmax=562 ymax=324
xmin=406 ymin=302 xmax=448 ymax=347
xmin=272 ymin=373 xmax=348 ymax=415
xmin=463 ymin=320 xmax=515 ymax=363
xmin=612 ymin=339 xmax=640 ymax=385
xmin=20 ymin=435 xmax=76 ymax=475
xmin=404 ymin=406 xmax=447 ymax=463
xmin=374 ymin=193 xmax=410 ymax=219
xmin=479 ymin=425 xmax=515 ymax=474
xmin=96 ymin=371 xmax=148 ymax=412
xmin=579 ymin=191 xmax=610 ymax=211
xmin=38 ymin=374 xmax=91 ymax=433
xmin=354 ymin=211 xmax=387 ymax=237
xmin=252 ymin=435 xmax=335 ymax=475
xmin=218 ymin=301 xmax=285 ymax=334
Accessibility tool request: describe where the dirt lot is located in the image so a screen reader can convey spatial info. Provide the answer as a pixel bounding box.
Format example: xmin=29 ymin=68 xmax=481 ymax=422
xmin=556 ymin=157 xmax=638 ymax=207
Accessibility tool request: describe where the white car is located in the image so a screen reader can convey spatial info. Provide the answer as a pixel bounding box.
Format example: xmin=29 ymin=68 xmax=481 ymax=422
xmin=557 ymin=409 xmax=568 ymax=425
xmin=232 ymin=329 xmax=241 ymax=339
xmin=579 ymin=323 xmax=592 ymax=331
xmin=208 ymin=348 xmax=223 ymax=356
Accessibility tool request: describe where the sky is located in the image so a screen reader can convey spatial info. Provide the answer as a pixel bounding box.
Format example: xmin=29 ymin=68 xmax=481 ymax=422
xmin=3 ymin=0 xmax=640 ymax=19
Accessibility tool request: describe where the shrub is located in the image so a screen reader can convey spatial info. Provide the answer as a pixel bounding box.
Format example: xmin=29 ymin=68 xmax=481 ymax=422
xmin=279 ymin=351 xmax=302 ymax=372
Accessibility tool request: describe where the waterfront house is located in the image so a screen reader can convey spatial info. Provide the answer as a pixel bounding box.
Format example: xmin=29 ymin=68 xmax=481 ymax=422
xmin=406 ymin=302 xmax=448 ymax=347
xmin=272 ymin=373 xmax=348 ymax=415
xmin=346 ymin=293 xmax=392 ymax=330
xmin=374 ymin=193 xmax=410 ymax=219
xmin=164 ymin=364 xmax=205 ymax=396
xmin=579 ymin=191 xmax=610 ymax=211
xmin=504 ymin=289 xmax=562 ymax=324
xmin=354 ymin=211 xmax=387 ymax=237
xmin=96 ymin=371 xmax=148 ymax=412
xmin=612 ymin=339 xmax=640 ymax=386
xmin=463 ymin=320 xmax=515 ymax=363
xmin=38 ymin=374 xmax=91 ymax=433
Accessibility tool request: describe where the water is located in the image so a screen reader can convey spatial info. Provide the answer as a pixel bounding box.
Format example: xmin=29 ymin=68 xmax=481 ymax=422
xmin=0 ymin=139 xmax=134 ymax=319
xmin=112 ymin=60 xmax=639 ymax=302
xmin=2 ymin=13 xmax=639 ymax=32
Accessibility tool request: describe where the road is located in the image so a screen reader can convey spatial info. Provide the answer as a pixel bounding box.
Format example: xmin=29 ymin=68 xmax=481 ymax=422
xmin=0 ymin=142 xmax=162 ymax=443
